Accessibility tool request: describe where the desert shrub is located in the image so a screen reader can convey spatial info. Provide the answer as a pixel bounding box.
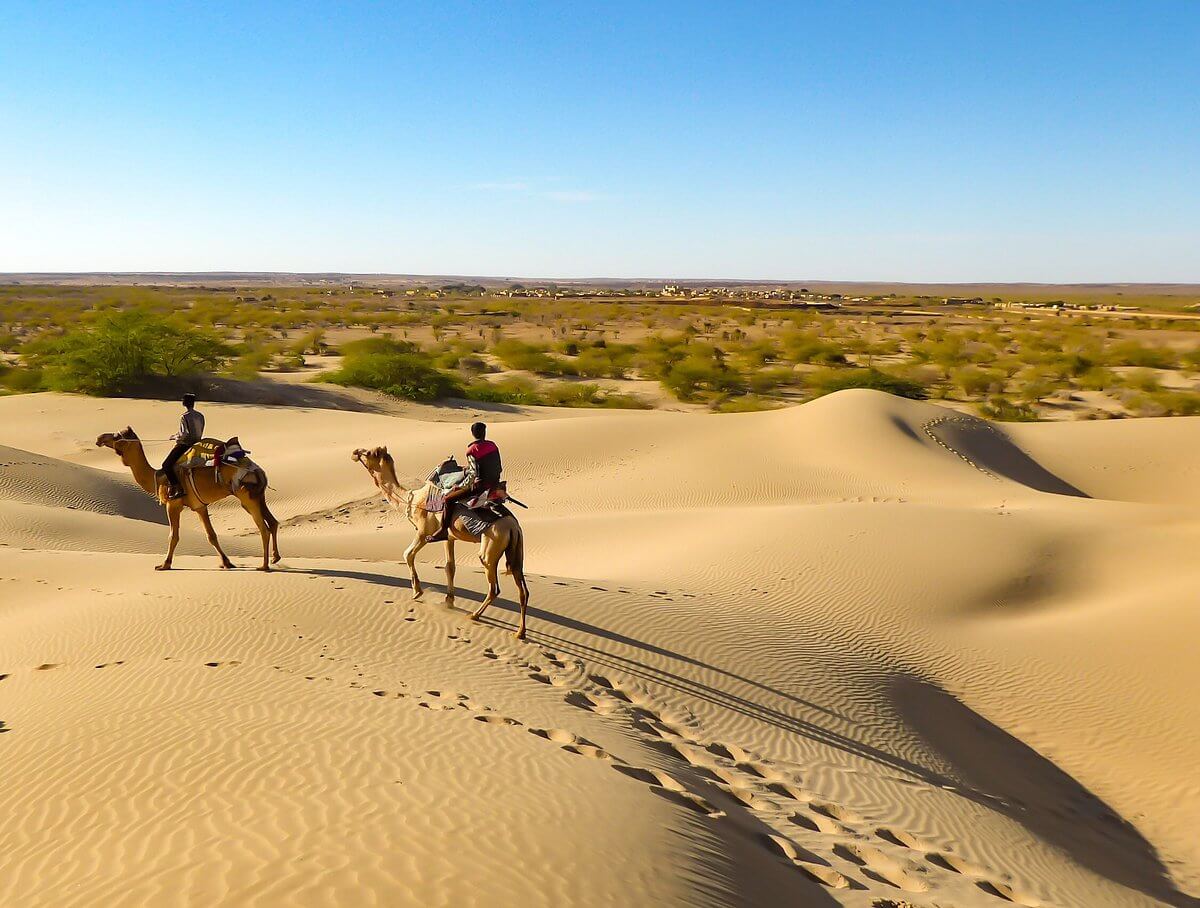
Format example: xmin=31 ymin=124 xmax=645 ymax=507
xmin=1123 ymin=368 xmax=1162 ymax=392
xmin=0 ymin=331 xmax=21 ymax=353
xmin=780 ymin=330 xmax=846 ymax=365
xmin=229 ymin=347 xmax=274 ymax=380
xmin=1145 ymin=391 xmax=1200 ymax=416
xmin=977 ymin=395 xmax=1039 ymax=421
xmin=1075 ymin=367 xmax=1115 ymax=391
xmin=662 ymin=348 xmax=746 ymax=401
xmin=538 ymin=382 xmax=651 ymax=410
xmin=24 ymin=310 xmax=230 ymax=395
xmin=747 ymin=366 xmax=799 ymax=394
xmin=491 ymin=339 xmax=574 ymax=375
xmin=0 ymin=364 xmax=41 ymax=393
xmin=951 ymin=365 xmax=1004 ymax=397
xmin=1105 ymin=341 xmax=1176 ymax=369
xmin=324 ymin=337 xmax=460 ymax=401
xmin=463 ymin=376 xmax=542 ymax=405
xmin=713 ymin=394 xmax=780 ymax=413
xmin=807 ymin=367 xmax=928 ymax=400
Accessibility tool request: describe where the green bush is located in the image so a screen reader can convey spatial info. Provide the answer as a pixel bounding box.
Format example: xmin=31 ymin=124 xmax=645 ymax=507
xmin=977 ymin=395 xmax=1039 ymax=421
xmin=713 ymin=394 xmax=780 ymax=413
xmin=324 ymin=337 xmax=460 ymax=401
xmin=780 ymin=330 xmax=846 ymax=365
xmin=807 ymin=367 xmax=928 ymax=400
xmin=25 ymin=310 xmax=230 ymax=395
xmin=463 ymin=376 xmax=542 ymax=405
xmin=491 ymin=339 xmax=574 ymax=375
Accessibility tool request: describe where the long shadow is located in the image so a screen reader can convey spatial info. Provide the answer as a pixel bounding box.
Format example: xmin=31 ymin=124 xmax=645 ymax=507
xmin=891 ymin=675 xmax=1198 ymax=907
xmin=297 ymin=560 xmax=1188 ymax=902
xmin=928 ymin=417 xmax=1090 ymax=498
xmin=462 ymin=596 xmax=1003 ymax=799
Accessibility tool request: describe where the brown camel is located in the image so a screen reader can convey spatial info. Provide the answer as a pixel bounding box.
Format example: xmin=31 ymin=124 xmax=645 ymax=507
xmin=96 ymin=427 xmax=281 ymax=571
xmin=352 ymin=446 xmax=530 ymax=639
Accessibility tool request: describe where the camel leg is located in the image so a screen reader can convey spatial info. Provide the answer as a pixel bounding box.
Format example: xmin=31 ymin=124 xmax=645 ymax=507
xmin=443 ymin=537 xmax=456 ymax=607
xmin=261 ymin=497 xmax=282 ymax=564
xmin=510 ymin=558 xmax=530 ymax=642
xmin=156 ymin=501 xmax=183 ymax=571
xmin=197 ymin=507 xmax=237 ymax=570
xmin=470 ymin=530 xmax=506 ymax=623
xmin=404 ymin=531 xmax=427 ymax=600
xmin=238 ymin=498 xmax=272 ymax=571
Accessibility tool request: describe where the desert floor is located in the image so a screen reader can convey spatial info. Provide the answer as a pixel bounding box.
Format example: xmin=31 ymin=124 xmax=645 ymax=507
xmin=2 ymin=389 xmax=1198 ymax=907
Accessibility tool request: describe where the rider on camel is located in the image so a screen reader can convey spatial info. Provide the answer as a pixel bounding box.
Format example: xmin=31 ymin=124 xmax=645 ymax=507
xmin=162 ymin=393 xmax=204 ymax=500
xmin=426 ymin=422 xmax=503 ymax=542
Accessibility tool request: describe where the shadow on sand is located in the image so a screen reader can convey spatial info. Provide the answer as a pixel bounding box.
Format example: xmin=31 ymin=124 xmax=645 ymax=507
xmin=297 ymin=566 xmax=1193 ymax=906
xmin=890 ymin=676 xmax=1197 ymax=907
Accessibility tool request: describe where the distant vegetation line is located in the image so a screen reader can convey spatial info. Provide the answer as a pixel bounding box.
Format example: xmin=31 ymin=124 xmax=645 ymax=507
xmin=2 ymin=283 xmax=1200 ymax=418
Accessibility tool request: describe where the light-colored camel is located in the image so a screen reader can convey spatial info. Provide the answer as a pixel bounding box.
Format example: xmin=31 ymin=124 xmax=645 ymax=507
xmin=352 ymin=446 xmax=530 ymax=639
xmin=96 ymin=427 xmax=281 ymax=571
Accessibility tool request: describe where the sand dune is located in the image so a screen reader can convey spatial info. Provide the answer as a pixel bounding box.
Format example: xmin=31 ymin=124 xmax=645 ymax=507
xmin=1 ymin=390 xmax=1198 ymax=907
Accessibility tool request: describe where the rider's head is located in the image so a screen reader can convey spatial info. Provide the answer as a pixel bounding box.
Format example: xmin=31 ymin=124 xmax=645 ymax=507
xmin=470 ymin=422 xmax=487 ymax=440
xmin=182 ymin=393 xmax=197 ymax=410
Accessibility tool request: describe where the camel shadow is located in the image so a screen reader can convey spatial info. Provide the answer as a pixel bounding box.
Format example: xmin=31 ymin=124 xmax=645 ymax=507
xmin=292 ymin=566 xmax=1191 ymax=905
xmin=890 ymin=676 xmax=1197 ymax=907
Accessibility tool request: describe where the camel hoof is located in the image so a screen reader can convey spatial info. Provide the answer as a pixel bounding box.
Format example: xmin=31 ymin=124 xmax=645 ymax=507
xmin=155 ymin=564 xmax=171 ymax=571
xmin=412 ymin=591 xmax=424 ymax=601
xmin=468 ymin=613 xmax=481 ymax=622
xmin=220 ymin=562 xmax=236 ymax=571
xmin=272 ymin=555 xmax=281 ymax=564
xmin=514 ymin=630 xmax=526 ymax=641
xmin=257 ymin=566 xmax=271 ymax=573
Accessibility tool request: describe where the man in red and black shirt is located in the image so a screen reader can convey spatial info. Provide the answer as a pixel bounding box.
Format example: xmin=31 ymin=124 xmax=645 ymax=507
xmin=427 ymin=422 xmax=503 ymax=542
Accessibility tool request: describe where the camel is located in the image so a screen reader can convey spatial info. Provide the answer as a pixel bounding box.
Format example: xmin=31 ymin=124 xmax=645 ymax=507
xmin=352 ymin=446 xmax=530 ymax=639
xmin=96 ymin=427 xmax=281 ymax=572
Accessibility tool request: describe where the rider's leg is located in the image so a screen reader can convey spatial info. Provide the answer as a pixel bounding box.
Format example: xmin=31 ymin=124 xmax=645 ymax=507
xmin=161 ymin=443 xmax=189 ymax=499
xmin=426 ymin=488 xmax=468 ymax=542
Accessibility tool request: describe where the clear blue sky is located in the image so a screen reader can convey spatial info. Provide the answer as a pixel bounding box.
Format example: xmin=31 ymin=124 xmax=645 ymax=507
xmin=2 ymin=1 xmax=1197 ymax=281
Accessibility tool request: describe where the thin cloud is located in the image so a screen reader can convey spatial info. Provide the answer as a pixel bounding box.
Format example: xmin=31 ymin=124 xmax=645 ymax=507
xmin=544 ymin=190 xmax=603 ymax=203
xmin=469 ymin=181 xmax=530 ymax=191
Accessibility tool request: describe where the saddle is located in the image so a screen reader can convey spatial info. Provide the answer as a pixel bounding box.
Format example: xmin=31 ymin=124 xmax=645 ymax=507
xmin=160 ymin=437 xmax=261 ymax=493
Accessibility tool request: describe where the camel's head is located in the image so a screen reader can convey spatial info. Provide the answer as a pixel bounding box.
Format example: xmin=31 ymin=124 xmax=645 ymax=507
xmin=96 ymin=427 xmax=140 ymax=462
xmin=351 ymin=445 xmax=391 ymax=473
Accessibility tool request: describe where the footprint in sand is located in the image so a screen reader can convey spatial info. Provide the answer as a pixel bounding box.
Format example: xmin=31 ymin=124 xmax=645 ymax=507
xmin=562 ymin=743 xmax=618 ymax=761
xmin=563 ymin=690 xmax=619 ymax=716
xmin=975 ymin=879 xmax=1042 ymax=906
xmin=875 ymin=827 xmax=932 ymax=851
xmin=832 ymin=843 xmax=930 ymax=893
xmin=926 ymin=850 xmax=986 ymax=877
xmin=810 ymin=800 xmax=863 ymax=825
xmin=94 ymin=661 xmax=126 ymax=669
xmin=203 ymin=660 xmax=242 ymax=668
xmin=474 ymin=714 xmax=522 ymax=726
xmin=34 ymin=663 xmax=58 ymax=671
xmin=759 ymin=834 xmax=829 ymax=867
xmin=586 ymin=674 xmax=632 ymax=701
xmin=0 ymin=674 xmax=8 ymax=682
xmin=766 ymin=781 xmax=812 ymax=802
xmin=613 ymin=765 xmax=706 ymax=799
xmin=795 ymin=864 xmax=855 ymax=889
xmin=527 ymin=727 xmax=584 ymax=745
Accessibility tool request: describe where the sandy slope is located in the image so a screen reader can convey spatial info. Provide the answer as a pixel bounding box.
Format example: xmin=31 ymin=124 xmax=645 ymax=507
xmin=1 ymin=390 xmax=1199 ymax=907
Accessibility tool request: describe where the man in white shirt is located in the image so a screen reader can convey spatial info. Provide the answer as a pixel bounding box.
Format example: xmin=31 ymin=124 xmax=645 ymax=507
xmin=162 ymin=393 xmax=205 ymax=500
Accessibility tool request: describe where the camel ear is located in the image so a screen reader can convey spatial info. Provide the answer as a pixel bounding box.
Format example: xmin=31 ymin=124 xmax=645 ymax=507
xmin=380 ymin=446 xmax=388 ymax=454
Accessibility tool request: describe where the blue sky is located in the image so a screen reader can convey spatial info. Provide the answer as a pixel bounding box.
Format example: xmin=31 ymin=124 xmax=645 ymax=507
xmin=2 ymin=1 xmax=1197 ymax=280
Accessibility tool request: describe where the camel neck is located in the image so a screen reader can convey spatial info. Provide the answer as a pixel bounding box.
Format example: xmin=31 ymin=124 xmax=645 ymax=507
xmin=125 ymin=442 xmax=158 ymax=495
